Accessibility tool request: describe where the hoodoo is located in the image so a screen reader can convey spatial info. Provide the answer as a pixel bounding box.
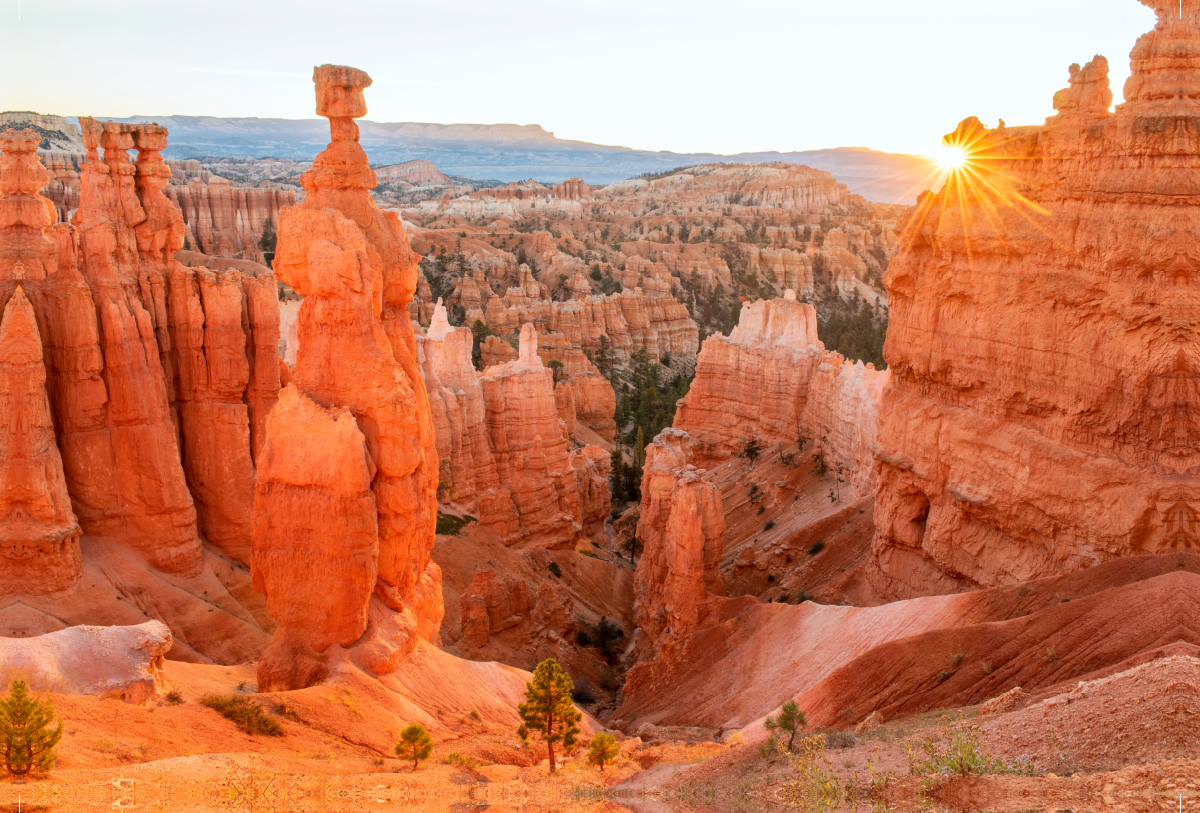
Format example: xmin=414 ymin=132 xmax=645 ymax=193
xmin=0 ymin=288 xmax=82 ymax=594
xmin=252 ymin=65 xmax=444 ymax=690
xmin=871 ymin=0 xmax=1200 ymax=598
xmin=632 ymin=429 xmax=726 ymax=657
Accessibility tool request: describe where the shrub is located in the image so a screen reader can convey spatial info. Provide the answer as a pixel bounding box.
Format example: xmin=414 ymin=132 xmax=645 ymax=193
xmin=756 ymin=505 xmax=766 ymax=516
xmin=575 ymin=629 xmax=593 ymax=647
xmin=763 ymin=519 xmax=776 ymax=531
xmin=548 ymin=561 xmax=562 ymax=578
xmin=763 ymin=700 xmax=808 ymax=754
xmin=201 ymin=695 xmax=283 ymax=736
xmin=824 ymin=730 xmax=857 ymax=749
xmin=435 ymin=512 xmax=476 ymax=536
xmin=443 ymin=751 xmax=476 ymax=768
xmin=1044 ymin=647 xmax=1059 ymax=667
xmin=907 ymin=715 xmax=1034 ymax=777
xmin=396 ymin=723 xmax=433 ymax=771
xmin=808 ymin=540 xmax=825 ymax=556
xmin=0 ymin=680 xmax=63 ymax=778
xmin=587 ymin=732 xmax=621 ymax=772
xmin=571 ymin=681 xmax=597 ymax=705
xmin=936 ymin=671 xmax=949 ymax=684
xmin=590 ymin=617 xmax=625 ymax=663
xmin=952 ymin=652 xmax=964 ymax=667
xmin=165 ymin=690 xmax=184 ymax=705
xmin=740 ymin=437 xmax=763 ymax=462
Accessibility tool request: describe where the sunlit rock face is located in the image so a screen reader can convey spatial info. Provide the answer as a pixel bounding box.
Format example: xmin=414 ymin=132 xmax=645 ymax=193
xmin=871 ymin=1 xmax=1200 ymax=598
xmin=252 ymin=64 xmax=443 ymax=690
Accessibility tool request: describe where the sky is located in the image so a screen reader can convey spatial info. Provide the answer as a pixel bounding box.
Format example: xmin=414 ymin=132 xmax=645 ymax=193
xmin=0 ymin=0 xmax=1158 ymax=158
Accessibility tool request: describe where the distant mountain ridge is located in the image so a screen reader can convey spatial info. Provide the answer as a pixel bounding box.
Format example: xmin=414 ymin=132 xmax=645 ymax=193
xmin=3 ymin=111 xmax=936 ymax=204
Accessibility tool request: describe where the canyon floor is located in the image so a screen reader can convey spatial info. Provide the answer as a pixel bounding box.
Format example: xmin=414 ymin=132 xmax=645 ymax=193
xmin=4 ymin=575 xmax=1198 ymax=813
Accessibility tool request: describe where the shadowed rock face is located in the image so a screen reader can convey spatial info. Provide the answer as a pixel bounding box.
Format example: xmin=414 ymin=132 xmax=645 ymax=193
xmin=252 ymin=64 xmax=443 ymax=691
xmin=871 ymin=3 xmax=1200 ymax=599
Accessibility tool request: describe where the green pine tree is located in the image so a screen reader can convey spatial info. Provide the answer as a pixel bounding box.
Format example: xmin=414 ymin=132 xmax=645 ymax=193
xmin=517 ymin=659 xmax=581 ymax=774
xmin=395 ymin=723 xmax=433 ymax=771
xmin=0 ymin=680 xmax=63 ymax=778
xmin=586 ymin=732 xmax=620 ymax=772
xmin=763 ymin=699 xmax=807 ymax=754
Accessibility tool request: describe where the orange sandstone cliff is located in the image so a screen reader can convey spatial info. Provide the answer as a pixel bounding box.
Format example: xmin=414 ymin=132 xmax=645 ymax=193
xmin=0 ymin=121 xmax=277 ymax=663
xmin=871 ymin=0 xmax=1200 ymax=598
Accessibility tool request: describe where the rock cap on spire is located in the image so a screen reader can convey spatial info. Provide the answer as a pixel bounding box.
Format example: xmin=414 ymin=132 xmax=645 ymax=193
xmin=314 ymin=64 xmax=373 ymax=119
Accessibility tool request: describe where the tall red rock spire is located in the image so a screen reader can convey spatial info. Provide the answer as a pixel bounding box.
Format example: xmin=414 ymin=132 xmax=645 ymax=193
xmin=252 ymin=65 xmax=442 ymax=690
xmin=0 ymin=287 xmax=82 ymax=595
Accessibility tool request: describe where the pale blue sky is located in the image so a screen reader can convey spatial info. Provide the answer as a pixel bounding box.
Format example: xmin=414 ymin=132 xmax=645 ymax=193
xmin=0 ymin=0 xmax=1157 ymax=157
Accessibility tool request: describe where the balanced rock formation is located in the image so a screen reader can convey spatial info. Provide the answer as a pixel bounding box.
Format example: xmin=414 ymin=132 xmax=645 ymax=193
xmin=675 ymin=290 xmax=889 ymax=493
xmin=252 ymin=65 xmax=442 ymax=690
xmin=633 ymin=429 xmax=726 ymax=658
xmin=0 ymin=621 xmax=172 ymax=704
xmin=872 ymin=1 xmax=1200 ymax=598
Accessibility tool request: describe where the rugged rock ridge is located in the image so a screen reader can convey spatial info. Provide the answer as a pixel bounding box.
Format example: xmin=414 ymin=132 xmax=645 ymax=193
xmin=871 ymin=0 xmax=1200 ymax=598
xmin=482 ymin=285 xmax=698 ymax=366
xmin=0 ymin=119 xmax=279 ymax=586
xmin=0 ymin=122 xmax=278 ymax=659
xmin=251 ymin=64 xmax=442 ymax=690
xmin=675 ymin=290 xmax=888 ymax=493
xmin=597 ymin=163 xmax=848 ymax=211
xmin=632 ymin=429 xmax=726 ymax=659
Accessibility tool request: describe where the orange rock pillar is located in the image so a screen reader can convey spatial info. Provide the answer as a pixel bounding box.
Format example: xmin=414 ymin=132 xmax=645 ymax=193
xmin=252 ymin=65 xmax=442 ymax=690
xmin=0 ymin=288 xmax=82 ymax=594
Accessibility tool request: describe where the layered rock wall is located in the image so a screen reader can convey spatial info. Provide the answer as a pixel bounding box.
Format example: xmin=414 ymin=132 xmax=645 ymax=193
xmin=417 ymin=307 xmax=613 ymax=545
xmin=166 ymin=180 xmax=295 ymax=260
xmin=675 ymin=290 xmax=888 ymax=493
xmin=872 ymin=2 xmax=1200 ymax=598
xmin=478 ymin=324 xmax=584 ymax=548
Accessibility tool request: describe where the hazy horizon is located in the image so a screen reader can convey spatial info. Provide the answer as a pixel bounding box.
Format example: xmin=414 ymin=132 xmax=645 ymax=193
xmin=1 ymin=0 xmax=1158 ymax=158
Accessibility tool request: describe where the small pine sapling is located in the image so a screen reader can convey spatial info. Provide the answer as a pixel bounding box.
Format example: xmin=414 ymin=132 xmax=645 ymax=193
xmin=396 ymin=723 xmax=433 ymax=771
xmin=586 ymin=732 xmax=620 ymax=772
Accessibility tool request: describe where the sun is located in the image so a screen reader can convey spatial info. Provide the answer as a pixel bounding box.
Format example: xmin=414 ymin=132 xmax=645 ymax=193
xmin=935 ymin=144 xmax=970 ymax=172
